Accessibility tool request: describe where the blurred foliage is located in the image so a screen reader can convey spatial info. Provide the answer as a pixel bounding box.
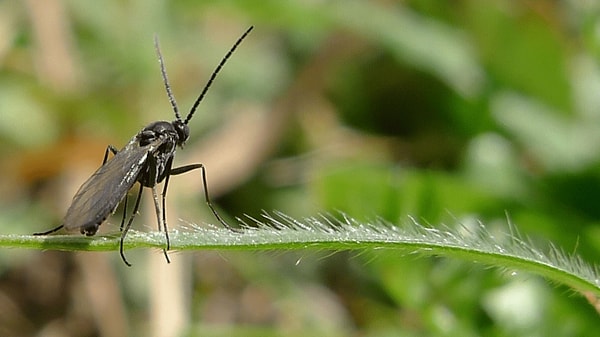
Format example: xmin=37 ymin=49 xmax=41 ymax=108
xmin=1 ymin=0 xmax=600 ymax=336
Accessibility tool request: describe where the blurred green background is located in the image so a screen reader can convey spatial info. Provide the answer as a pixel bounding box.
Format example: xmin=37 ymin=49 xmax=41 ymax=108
xmin=1 ymin=0 xmax=600 ymax=336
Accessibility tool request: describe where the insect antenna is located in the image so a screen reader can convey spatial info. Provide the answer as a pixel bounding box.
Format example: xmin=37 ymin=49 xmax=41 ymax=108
xmin=184 ymin=26 xmax=254 ymax=125
xmin=154 ymin=34 xmax=182 ymax=121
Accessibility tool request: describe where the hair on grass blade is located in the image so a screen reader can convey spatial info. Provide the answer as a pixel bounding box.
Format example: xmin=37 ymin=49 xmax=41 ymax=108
xmin=34 ymin=26 xmax=254 ymax=266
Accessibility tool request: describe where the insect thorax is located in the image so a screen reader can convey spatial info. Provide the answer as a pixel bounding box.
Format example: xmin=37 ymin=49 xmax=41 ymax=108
xmin=136 ymin=121 xmax=180 ymax=187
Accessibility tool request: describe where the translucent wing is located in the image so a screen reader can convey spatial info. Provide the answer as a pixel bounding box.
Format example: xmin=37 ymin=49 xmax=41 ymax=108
xmin=62 ymin=136 xmax=165 ymax=234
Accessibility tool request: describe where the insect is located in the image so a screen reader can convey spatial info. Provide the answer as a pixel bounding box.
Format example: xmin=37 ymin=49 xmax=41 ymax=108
xmin=35 ymin=26 xmax=253 ymax=266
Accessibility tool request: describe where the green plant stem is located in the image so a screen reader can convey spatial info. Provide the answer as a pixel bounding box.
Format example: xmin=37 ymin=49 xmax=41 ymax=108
xmin=5 ymin=212 xmax=600 ymax=296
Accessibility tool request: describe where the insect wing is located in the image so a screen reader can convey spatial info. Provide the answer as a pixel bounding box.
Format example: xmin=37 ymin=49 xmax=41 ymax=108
xmin=62 ymin=137 xmax=164 ymax=233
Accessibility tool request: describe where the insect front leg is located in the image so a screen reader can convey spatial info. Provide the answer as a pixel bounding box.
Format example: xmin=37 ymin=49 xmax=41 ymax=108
xmin=145 ymin=154 xmax=171 ymax=263
xmin=152 ymin=184 xmax=171 ymax=263
xmin=160 ymin=158 xmax=174 ymax=251
xmin=170 ymin=163 xmax=240 ymax=232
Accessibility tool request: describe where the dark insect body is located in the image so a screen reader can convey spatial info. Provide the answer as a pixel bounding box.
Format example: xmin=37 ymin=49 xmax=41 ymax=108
xmin=35 ymin=26 xmax=253 ymax=266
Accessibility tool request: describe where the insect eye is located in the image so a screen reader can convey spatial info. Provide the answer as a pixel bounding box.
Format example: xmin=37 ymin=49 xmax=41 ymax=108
xmin=172 ymin=120 xmax=190 ymax=144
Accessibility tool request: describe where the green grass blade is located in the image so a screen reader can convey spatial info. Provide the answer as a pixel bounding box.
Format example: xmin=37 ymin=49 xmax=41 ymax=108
xmin=4 ymin=212 xmax=599 ymax=296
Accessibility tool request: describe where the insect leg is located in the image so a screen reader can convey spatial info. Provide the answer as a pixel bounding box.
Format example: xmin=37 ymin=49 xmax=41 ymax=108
xmin=119 ymin=195 xmax=128 ymax=231
xmin=161 ymin=159 xmax=174 ymax=251
xmin=33 ymin=225 xmax=64 ymax=236
xmin=120 ymin=183 xmax=144 ymax=267
xmin=103 ymin=145 xmax=118 ymax=165
xmin=170 ymin=163 xmax=240 ymax=232
xmin=151 ymin=184 xmax=171 ymax=264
